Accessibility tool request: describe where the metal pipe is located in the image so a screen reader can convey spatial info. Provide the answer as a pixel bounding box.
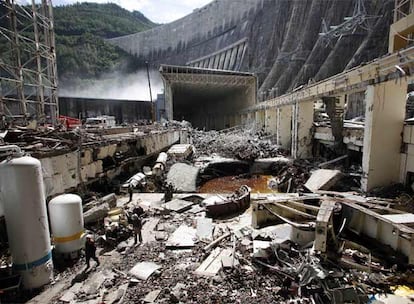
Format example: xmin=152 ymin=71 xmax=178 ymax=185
xmin=0 ymin=145 xmax=22 ymax=157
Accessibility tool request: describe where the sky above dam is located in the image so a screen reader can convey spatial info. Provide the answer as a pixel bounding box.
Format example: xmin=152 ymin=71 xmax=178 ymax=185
xmin=51 ymin=0 xmax=213 ymax=23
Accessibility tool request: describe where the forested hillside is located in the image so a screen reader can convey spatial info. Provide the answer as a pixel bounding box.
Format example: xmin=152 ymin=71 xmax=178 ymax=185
xmin=53 ymin=3 xmax=156 ymax=82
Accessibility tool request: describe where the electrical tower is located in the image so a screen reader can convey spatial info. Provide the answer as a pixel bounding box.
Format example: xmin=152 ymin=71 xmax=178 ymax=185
xmin=319 ymin=0 xmax=381 ymax=47
xmin=0 ymin=0 xmax=59 ymax=128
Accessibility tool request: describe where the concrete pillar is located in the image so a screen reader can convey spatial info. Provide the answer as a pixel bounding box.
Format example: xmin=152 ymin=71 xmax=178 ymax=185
xmin=277 ymin=105 xmax=292 ymax=150
xmin=265 ymin=107 xmax=277 ymax=135
xmin=292 ymin=101 xmax=314 ymax=159
xmin=361 ymin=79 xmax=407 ymax=191
xmin=164 ymin=84 xmax=173 ymax=120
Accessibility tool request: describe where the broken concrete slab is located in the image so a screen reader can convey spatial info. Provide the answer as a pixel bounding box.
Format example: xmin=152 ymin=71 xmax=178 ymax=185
xmin=167 ymin=144 xmax=194 ymax=160
xmin=164 ymin=198 xmax=194 ymax=213
xmin=59 ymin=282 xmax=83 ymax=303
xmin=166 ymin=163 xmax=199 ymax=192
xmin=196 ymin=217 xmax=213 ymax=241
xmin=221 ymin=255 xmax=239 ymax=269
xmin=166 ymin=224 xmax=196 ymax=248
xmin=83 ymin=203 xmax=110 ymax=224
xmin=304 ymin=169 xmax=342 ymax=192
xmin=129 ymin=262 xmax=161 ymax=280
xmin=84 ymin=272 xmax=108 ymax=295
xmin=143 ymin=289 xmax=161 ymax=303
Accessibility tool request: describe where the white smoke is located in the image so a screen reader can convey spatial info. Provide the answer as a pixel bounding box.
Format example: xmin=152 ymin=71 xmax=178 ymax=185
xmin=59 ymin=69 xmax=163 ymax=101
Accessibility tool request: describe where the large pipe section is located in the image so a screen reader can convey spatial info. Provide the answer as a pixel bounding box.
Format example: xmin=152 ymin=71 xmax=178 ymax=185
xmin=153 ymin=152 xmax=168 ymax=176
xmin=0 ymin=155 xmax=53 ymax=289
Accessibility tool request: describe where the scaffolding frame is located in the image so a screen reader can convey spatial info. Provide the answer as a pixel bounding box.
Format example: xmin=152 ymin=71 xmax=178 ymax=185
xmin=394 ymin=0 xmax=414 ymax=22
xmin=0 ymin=0 xmax=58 ymax=127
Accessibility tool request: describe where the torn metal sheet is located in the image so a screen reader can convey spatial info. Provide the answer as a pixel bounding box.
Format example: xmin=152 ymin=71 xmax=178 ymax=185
xmin=166 ymin=224 xmax=196 ymax=248
xmin=129 ymin=262 xmax=161 ymax=280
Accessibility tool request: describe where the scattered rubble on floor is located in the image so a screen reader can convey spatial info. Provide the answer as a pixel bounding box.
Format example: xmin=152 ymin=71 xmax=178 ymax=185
xmin=3 ymin=125 xmax=414 ymax=304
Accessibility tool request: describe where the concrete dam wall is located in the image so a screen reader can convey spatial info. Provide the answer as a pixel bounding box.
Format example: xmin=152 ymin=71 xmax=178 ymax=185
xmin=108 ymin=0 xmax=394 ymax=98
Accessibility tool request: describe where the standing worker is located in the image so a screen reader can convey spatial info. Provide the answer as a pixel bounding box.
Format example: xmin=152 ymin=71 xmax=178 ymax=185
xmin=85 ymin=235 xmax=100 ymax=269
xmin=130 ymin=212 xmax=143 ymax=245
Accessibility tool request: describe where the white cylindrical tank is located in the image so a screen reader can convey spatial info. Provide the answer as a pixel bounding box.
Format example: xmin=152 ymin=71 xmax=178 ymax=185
xmin=0 ymin=156 xmax=53 ymax=289
xmin=48 ymin=194 xmax=84 ymax=254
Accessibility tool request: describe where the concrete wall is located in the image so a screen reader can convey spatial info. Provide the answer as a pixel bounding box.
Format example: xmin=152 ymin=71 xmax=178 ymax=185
xmin=40 ymin=130 xmax=180 ymax=197
xmin=59 ymin=97 xmax=152 ymax=124
xmin=108 ymin=0 xmax=261 ymax=66
xmin=362 ymin=80 xmax=407 ymax=191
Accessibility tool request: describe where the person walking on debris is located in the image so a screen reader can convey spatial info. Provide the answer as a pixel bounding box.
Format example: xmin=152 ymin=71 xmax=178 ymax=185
xmin=85 ymin=235 xmax=100 ymax=269
xmin=129 ymin=211 xmax=143 ymax=244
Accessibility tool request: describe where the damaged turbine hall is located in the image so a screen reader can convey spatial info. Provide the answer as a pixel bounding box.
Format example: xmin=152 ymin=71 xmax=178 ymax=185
xmin=3 ymin=0 xmax=414 ymax=303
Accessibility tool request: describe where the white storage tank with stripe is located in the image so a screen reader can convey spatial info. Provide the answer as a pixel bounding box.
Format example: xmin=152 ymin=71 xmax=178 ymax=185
xmin=48 ymin=194 xmax=84 ymax=254
xmin=0 ymin=156 xmax=53 ymax=289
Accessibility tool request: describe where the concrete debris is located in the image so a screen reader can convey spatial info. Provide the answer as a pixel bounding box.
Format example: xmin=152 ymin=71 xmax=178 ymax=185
xmin=83 ymin=193 xmax=117 ymax=212
xmin=304 ymin=169 xmax=342 ymax=192
xmin=166 ymin=163 xmax=199 ymax=192
xmin=192 ymin=127 xmax=282 ymax=161
xmin=129 ymin=262 xmax=161 ymax=280
xmin=196 ymin=217 xmax=213 ymax=241
xmin=164 ymin=198 xmax=194 ymax=213
xmin=83 ymin=203 xmax=110 ymax=224
xmin=143 ymin=289 xmax=161 ymax=303
xmin=9 ymin=125 xmax=414 ymax=304
xmin=167 ymin=144 xmax=194 ymax=160
xmin=166 ymin=224 xmax=197 ymax=248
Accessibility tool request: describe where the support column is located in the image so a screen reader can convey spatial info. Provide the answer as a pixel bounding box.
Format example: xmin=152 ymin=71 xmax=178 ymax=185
xmin=265 ymin=107 xmax=277 ymax=135
xmin=292 ymin=101 xmax=314 ymax=158
xmin=277 ymin=105 xmax=292 ymax=150
xmin=361 ymin=79 xmax=407 ymax=191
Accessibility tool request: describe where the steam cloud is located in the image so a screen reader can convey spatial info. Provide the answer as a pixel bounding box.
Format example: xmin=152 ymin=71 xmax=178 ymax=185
xmin=59 ymin=70 xmax=163 ymax=101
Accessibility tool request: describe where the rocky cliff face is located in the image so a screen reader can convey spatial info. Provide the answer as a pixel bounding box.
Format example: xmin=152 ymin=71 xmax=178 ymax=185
xmin=110 ymin=0 xmax=394 ymax=98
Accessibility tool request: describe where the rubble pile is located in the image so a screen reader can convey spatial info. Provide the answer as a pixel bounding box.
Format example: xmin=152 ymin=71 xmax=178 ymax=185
xmin=32 ymin=186 xmax=414 ymax=304
xmin=191 ymin=128 xmax=282 ymax=161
